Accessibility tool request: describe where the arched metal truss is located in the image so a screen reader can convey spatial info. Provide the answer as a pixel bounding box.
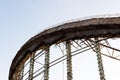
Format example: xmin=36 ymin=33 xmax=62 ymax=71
xmin=9 ymin=16 xmax=120 ymax=80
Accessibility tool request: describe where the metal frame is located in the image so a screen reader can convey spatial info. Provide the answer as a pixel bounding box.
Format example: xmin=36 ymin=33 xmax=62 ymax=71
xmin=9 ymin=16 xmax=120 ymax=80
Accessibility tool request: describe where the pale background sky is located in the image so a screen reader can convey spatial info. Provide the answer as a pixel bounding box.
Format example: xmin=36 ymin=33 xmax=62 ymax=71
xmin=1 ymin=0 xmax=120 ymax=80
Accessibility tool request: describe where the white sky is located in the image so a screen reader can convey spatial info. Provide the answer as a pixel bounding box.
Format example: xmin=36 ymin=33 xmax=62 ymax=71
xmin=1 ymin=0 xmax=120 ymax=80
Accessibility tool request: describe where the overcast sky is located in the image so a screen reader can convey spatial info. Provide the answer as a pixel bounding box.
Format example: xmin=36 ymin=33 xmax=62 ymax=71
xmin=1 ymin=0 xmax=120 ymax=80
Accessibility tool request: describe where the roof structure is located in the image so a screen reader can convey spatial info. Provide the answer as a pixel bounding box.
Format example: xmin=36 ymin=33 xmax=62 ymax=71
xmin=9 ymin=16 xmax=120 ymax=80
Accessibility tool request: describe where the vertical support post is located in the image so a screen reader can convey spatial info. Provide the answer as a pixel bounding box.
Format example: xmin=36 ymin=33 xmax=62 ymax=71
xmin=66 ymin=40 xmax=72 ymax=80
xmin=95 ymin=38 xmax=106 ymax=80
xmin=16 ymin=69 xmax=20 ymax=80
xmin=12 ymin=73 xmax=18 ymax=80
xmin=20 ymin=65 xmax=24 ymax=80
xmin=13 ymin=63 xmax=24 ymax=80
xmin=29 ymin=52 xmax=35 ymax=80
xmin=17 ymin=70 xmax=20 ymax=80
xmin=44 ymin=47 xmax=50 ymax=80
xmin=18 ymin=63 xmax=24 ymax=80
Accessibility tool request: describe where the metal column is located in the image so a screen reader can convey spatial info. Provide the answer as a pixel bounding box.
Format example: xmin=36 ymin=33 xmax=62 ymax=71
xmin=44 ymin=47 xmax=50 ymax=80
xmin=29 ymin=53 xmax=35 ymax=80
xmin=13 ymin=62 xmax=24 ymax=80
xmin=18 ymin=63 xmax=24 ymax=80
xmin=95 ymin=38 xmax=106 ymax=80
xmin=12 ymin=73 xmax=18 ymax=80
xmin=20 ymin=65 xmax=24 ymax=80
xmin=66 ymin=41 xmax=73 ymax=80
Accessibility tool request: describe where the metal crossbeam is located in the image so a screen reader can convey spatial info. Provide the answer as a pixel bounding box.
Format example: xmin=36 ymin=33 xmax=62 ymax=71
xmin=88 ymin=39 xmax=120 ymax=61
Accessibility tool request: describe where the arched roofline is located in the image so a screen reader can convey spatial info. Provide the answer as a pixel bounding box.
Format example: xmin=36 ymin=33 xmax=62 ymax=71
xmin=9 ymin=16 xmax=120 ymax=80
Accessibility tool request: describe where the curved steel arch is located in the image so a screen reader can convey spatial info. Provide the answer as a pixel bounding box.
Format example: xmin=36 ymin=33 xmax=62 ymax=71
xmin=9 ymin=16 xmax=120 ymax=80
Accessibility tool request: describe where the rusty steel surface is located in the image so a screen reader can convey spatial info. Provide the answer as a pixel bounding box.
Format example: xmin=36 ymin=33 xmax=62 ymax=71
xmin=9 ymin=16 xmax=120 ymax=80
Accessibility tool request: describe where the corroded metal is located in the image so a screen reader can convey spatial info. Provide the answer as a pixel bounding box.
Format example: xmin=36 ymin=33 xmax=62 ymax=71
xmin=95 ymin=38 xmax=106 ymax=80
xmin=66 ymin=41 xmax=72 ymax=80
xmin=18 ymin=63 xmax=24 ymax=80
xmin=12 ymin=62 xmax=24 ymax=80
xmin=12 ymin=74 xmax=17 ymax=80
xmin=29 ymin=53 xmax=35 ymax=80
xmin=9 ymin=16 xmax=120 ymax=80
xmin=44 ymin=47 xmax=50 ymax=80
xmin=20 ymin=65 xmax=24 ymax=80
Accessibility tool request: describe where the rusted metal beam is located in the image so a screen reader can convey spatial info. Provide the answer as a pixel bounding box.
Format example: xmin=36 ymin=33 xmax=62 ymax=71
xmin=95 ymin=38 xmax=106 ymax=80
xmin=29 ymin=52 xmax=35 ymax=80
xmin=66 ymin=41 xmax=72 ymax=80
xmin=44 ymin=47 xmax=50 ymax=80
